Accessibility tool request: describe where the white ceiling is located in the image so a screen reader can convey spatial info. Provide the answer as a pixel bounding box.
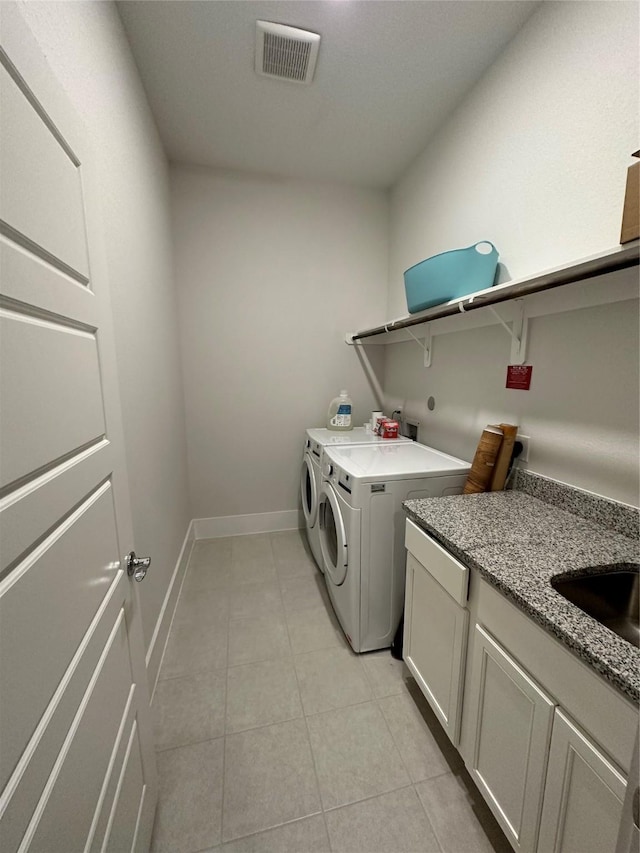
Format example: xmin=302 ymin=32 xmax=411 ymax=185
xmin=118 ymin=0 xmax=540 ymax=189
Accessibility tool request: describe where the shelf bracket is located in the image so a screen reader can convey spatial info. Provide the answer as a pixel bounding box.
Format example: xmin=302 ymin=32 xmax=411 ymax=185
xmin=489 ymin=300 xmax=528 ymax=364
xmin=406 ymin=325 xmax=432 ymax=367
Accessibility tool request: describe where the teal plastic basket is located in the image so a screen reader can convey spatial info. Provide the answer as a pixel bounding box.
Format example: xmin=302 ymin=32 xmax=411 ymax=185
xmin=404 ymin=241 xmax=499 ymax=314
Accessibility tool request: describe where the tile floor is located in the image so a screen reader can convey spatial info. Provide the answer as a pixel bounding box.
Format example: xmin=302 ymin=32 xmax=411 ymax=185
xmin=150 ymin=530 xmax=512 ymax=853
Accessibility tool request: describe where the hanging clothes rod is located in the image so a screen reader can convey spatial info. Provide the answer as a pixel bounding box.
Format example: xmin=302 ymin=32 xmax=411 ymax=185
xmin=347 ymin=242 xmax=639 ymax=343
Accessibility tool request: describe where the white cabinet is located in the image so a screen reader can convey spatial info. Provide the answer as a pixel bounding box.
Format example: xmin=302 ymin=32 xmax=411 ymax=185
xmin=403 ymin=520 xmax=469 ymax=744
xmin=403 ymin=520 xmax=637 ymax=853
xmin=403 ymin=553 xmax=468 ymax=743
xmin=538 ymin=709 xmax=626 ymax=853
xmin=464 ymin=625 xmax=555 ymax=853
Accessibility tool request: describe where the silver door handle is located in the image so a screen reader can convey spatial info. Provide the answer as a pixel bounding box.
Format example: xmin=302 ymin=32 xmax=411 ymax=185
xmin=125 ymin=551 xmax=150 ymax=582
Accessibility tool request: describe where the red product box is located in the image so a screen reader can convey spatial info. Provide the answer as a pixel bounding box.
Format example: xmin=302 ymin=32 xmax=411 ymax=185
xmin=381 ymin=419 xmax=399 ymax=438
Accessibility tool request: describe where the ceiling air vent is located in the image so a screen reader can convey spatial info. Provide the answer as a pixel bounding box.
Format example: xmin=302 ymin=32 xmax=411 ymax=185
xmin=255 ymin=21 xmax=320 ymax=85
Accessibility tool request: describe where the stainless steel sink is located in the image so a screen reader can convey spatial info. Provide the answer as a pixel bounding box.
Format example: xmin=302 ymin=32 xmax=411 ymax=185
xmin=551 ymin=564 xmax=639 ymax=648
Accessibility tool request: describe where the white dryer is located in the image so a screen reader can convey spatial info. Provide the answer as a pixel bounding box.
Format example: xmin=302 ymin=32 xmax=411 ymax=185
xmin=300 ymin=427 xmax=410 ymax=571
xmin=317 ymin=442 xmax=470 ymax=652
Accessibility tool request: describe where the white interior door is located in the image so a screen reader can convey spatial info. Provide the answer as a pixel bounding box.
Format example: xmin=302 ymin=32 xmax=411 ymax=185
xmin=0 ymin=5 xmax=157 ymax=852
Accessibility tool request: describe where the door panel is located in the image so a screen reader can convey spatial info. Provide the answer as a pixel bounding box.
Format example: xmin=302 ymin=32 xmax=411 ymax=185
xmin=26 ymin=613 xmax=132 ymax=853
xmin=103 ymin=721 xmax=146 ymax=853
xmin=0 ymin=308 xmax=105 ymax=488
xmin=465 ymin=625 xmax=555 ymax=852
xmin=0 ymin=63 xmax=89 ymax=279
xmin=403 ymin=553 xmax=468 ymax=744
xmin=0 ymin=6 xmax=157 ymax=852
xmin=0 ymin=484 xmax=118 ymax=792
xmin=0 ymin=241 xmax=98 ymax=328
xmin=538 ymin=708 xmax=626 ymax=853
xmin=0 ymin=579 xmax=126 ymax=853
xmin=0 ymin=438 xmax=112 ymax=573
xmin=87 ymin=690 xmax=138 ymax=853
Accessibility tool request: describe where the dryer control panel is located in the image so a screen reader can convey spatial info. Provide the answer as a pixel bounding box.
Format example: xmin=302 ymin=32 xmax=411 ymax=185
xmin=337 ymin=471 xmax=352 ymax=494
xmin=324 ymin=462 xmax=352 ymax=495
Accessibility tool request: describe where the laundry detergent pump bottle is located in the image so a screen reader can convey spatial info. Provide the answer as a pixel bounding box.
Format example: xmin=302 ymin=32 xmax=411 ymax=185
xmin=327 ymin=390 xmax=353 ymax=431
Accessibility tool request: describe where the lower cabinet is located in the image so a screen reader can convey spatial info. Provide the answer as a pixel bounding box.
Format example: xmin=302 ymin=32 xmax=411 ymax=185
xmin=463 ymin=623 xmax=629 ymax=853
xmin=403 ymin=520 xmax=470 ymax=745
xmin=464 ymin=624 xmax=555 ymax=852
xmin=537 ymin=708 xmax=626 ymax=853
xmin=403 ymin=522 xmax=635 ymax=853
xmin=403 ymin=552 xmax=468 ymax=744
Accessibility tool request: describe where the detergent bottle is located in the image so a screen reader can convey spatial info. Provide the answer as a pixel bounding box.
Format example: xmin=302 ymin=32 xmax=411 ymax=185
xmin=327 ymin=390 xmax=353 ymax=431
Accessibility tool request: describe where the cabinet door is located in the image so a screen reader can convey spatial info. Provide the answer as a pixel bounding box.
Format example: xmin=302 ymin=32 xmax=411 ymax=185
xmin=538 ymin=708 xmax=626 ymax=853
xmin=465 ymin=625 xmax=555 ymax=852
xmin=403 ymin=553 xmax=468 ymax=745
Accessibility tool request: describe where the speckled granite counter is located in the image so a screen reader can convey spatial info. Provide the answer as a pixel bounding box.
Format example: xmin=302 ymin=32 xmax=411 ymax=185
xmin=403 ymin=473 xmax=640 ymax=702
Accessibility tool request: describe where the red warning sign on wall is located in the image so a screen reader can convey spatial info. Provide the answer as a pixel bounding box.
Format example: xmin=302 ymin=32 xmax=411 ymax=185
xmin=506 ymin=365 xmax=533 ymax=390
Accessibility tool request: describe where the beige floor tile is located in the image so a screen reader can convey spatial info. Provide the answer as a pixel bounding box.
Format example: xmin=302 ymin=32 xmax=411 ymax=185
xmin=325 ymin=786 xmax=440 ymax=853
xmin=151 ymin=738 xmax=223 ymax=853
xmin=222 ymin=718 xmax=321 ymax=842
xmin=184 ymin=539 xmax=235 ymax=592
xmin=271 ymin=530 xmax=320 ymax=580
xmin=285 ymin=603 xmax=346 ymax=655
xmin=183 ymin=559 xmax=234 ymax=593
xmin=189 ymin=537 xmax=233 ymax=569
xmin=294 ymin=646 xmax=371 ymax=715
xmin=158 ymin=534 xmax=508 ymax=853
xmin=230 ymin=534 xmax=277 ymax=587
xmin=360 ymin=649 xmax=407 ymax=698
xmin=225 ymin=658 xmax=303 ymax=733
xmin=378 ymin=690 xmax=458 ymax=783
xmin=231 ymin=564 xmax=279 ymax=588
xmin=228 ymin=581 xmax=283 ymax=621
xmin=173 ymin=585 xmax=230 ymax=625
xmin=160 ymin=617 xmax=228 ymax=679
xmin=416 ymin=772 xmax=512 ymax=853
xmin=221 ymin=814 xmax=330 ymax=852
xmin=153 ymin=669 xmax=226 ymax=751
xmin=280 ymin=575 xmax=328 ymax=614
xmin=227 ymin=612 xmax=291 ymax=666
xmin=306 ymin=702 xmax=410 ymax=810
xmin=232 ymin=533 xmax=275 ymax=562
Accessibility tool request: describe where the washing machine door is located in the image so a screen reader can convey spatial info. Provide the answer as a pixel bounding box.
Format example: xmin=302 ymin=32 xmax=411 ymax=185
xmin=318 ymin=484 xmax=348 ymax=586
xmin=300 ymin=453 xmax=317 ymax=528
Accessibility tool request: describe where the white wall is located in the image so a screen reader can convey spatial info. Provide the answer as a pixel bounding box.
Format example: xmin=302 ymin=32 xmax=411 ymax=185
xmin=19 ymin=1 xmax=192 ymax=655
xmin=383 ymin=1 xmax=640 ymax=505
xmin=171 ymin=165 xmax=388 ymax=521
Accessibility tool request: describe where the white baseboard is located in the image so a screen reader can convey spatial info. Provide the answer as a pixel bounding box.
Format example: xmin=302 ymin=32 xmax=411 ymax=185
xmin=146 ymin=519 xmax=196 ymax=698
xmin=193 ymin=509 xmax=303 ymax=539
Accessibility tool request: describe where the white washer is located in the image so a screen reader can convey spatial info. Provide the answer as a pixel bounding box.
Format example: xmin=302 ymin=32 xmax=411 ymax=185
xmin=317 ymin=442 xmax=470 ymax=652
xmin=300 ymin=427 xmax=410 ymax=571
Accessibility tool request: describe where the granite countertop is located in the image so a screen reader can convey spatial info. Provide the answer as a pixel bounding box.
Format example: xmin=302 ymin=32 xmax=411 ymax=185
xmin=403 ymin=476 xmax=640 ymax=703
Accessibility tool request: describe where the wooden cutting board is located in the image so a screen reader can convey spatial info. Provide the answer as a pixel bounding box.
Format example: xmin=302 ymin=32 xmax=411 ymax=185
xmin=490 ymin=423 xmax=518 ymax=491
xmin=463 ymin=426 xmax=504 ymax=494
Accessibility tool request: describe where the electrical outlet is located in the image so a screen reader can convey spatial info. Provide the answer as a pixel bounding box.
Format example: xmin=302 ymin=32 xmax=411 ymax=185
xmin=516 ymin=434 xmax=530 ymax=463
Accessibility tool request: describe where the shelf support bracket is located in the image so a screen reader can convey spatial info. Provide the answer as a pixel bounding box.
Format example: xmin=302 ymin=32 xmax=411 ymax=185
xmin=406 ymin=325 xmax=432 ymax=367
xmin=489 ymin=300 xmax=528 ymax=364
